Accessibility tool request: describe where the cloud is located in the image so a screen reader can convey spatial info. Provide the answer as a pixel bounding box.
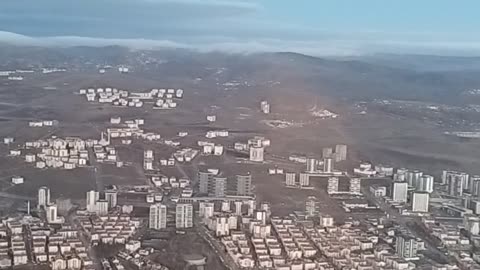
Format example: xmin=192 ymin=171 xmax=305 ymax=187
xmin=0 ymin=31 xmax=365 ymax=56
xmin=143 ymin=0 xmax=260 ymax=10
xmin=0 ymin=31 xmax=439 ymax=57
xmin=1 ymin=0 xmax=480 ymax=58
xmin=3 ymin=30 xmax=480 ymax=57
xmin=0 ymin=0 xmax=260 ymax=39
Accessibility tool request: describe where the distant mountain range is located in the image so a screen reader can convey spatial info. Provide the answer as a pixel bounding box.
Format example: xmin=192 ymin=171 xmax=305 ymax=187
xmin=348 ymin=53 xmax=480 ymax=72
xmin=1 ymin=44 xmax=480 ymax=105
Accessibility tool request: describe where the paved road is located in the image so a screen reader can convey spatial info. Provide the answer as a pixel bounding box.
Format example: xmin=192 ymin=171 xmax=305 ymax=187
xmin=195 ymin=221 xmax=238 ymax=270
xmin=68 ymin=211 xmax=100 ymax=267
xmin=22 ymin=224 xmax=34 ymax=263
xmin=88 ymin=148 xmax=104 ymax=192
xmin=362 ymin=187 xmax=450 ymax=263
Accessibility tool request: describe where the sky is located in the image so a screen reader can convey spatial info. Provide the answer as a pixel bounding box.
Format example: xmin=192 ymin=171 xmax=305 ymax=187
xmin=0 ymin=0 xmax=480 ymax=56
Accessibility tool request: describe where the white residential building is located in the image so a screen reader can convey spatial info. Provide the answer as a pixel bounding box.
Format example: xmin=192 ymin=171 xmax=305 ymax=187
xmin=392 ymin=182 xmax=408 ymax=203
xmin=285 ymin=172 xmax=296 ymax=186
xmin=299 ymin=173 xmax=310 ymax=187
xmin=249 ymin=146 xmax=264 ymax=162
xmin=319 ymin=214 xmax=334 ymax=227
xmin=412 ymin=192 xmax=429 ymax=212
xmin=176 ymin=203 xmax=193 ymax=228
xmin=105 ymin=191 xmax=118 ymax=209
xmin=46 ymin=204 xmax=58 ymax=223
xmin=396 ymin=234 xmax=419 ymax=260
xmin=38 ymin=186 xmax=50 ymax=209
xmin=149 ymin=204 xmax=167 ymax=230
xmin=86 ymin=190 xmax=99 ymax=212
xmin=417 ymin=175 xmax=434 ymax=193
xmin=334 ymin=144 xmax=347 ymax=162
xmin=306 ymin=158 xmax=317 ymax=173
xmin=323 ymin=158 xmax=334 ymax=173
xmin=370 ymin=185 xmax=387 ymax=197
xmin=327 ymin=177 xmax=339 ymax=194
xmin=94 ymin=200 xmax=108 ymax=215
xmin=305 ymin=196 xmax=317 ymax=217
xmin=349 ymin=178 xmax=361 ymax=194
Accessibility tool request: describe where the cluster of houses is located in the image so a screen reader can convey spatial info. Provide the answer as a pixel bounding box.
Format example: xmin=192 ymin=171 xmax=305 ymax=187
xmin=28 ymin=120 xmax=59 ymax=128
xmin=172 ymin=148 xmax=199 ymax=163
xmin=209 ymin=206 xmax=435 ymax=270
xmin=118 ymin=244 xmax=169 ymax=270
xmin=303 ymin=217 xmax=427 ymax=270
xmin=18 ymin=136 xmax=94 ymax=170
xmin=422 ymin=216 xmax=480 ymax=269
xmin=76 ymin=212 xmax=141 ymax=246
xmin=0 ymin=216 xmax=93 ymax=270
xmin=198 ymin=141 xmax=223 ymax=156
xmin=205 ymin=130 xmax=229 ymax=139
xmin=219 ymin=215 xmax=325 ymax=270
xmin=78 ymin=87 xmax=183 ymax=110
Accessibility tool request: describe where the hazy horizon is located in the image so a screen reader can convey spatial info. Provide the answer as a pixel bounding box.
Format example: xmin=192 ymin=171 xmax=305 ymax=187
xmin=2 ymin=0 xmax=480 ymax=56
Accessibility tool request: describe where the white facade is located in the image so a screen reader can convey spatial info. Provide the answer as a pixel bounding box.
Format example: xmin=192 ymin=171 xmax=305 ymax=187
xmin=214 ymin=145 xmax=224 ymax=156
xmin=176 ymin=203 xmax=193 ymax=228
xmin=221 ymin=201 xmax=231 ymax=212
xmin=206 ymin=115 xmax=216 ymax=122
xmin=306 ymin=158 xmax=317 ymax=173
xmin=9 ymin=149 xmax=21 ymax=156
xmin=235 ymin=174 xmax=252 ymax=196
xmin=38 ymin=187 xmax=50 ymax=209
xmin=319 ymin=214 xmax=334 ymax=227
xmin=465 ymin=216 xmax=480 ymax=235
xmin=208 ymin=216 xmax=230 ymax=237
xmin=199 ymin=202 xmax=215 ymax=222
xmin=406 ymin=170 xmax=423 ymax=187
xmin=143 ymin=160 xmax=153 ymax=171
xmin=249 ymin=146 xmax=264 ymax=162
xmin=105 ymin=191 xmax=118 ymax=209
xmin=370 ymin=186 xmax=387 ymax=197
xmin=299 ymin=173 xmax=310 ymax=187
xmin=305 ymin=196 xmax=317 ymax=217
xmin=327 ymin=177 xmax=339 ymax=194
xmin=392 ymin=182 xmax=408 ymax=203
xmin=234 ymin=201 xmax=243 ymax=215
xmin=110 ymin=117 xmax=121 ymax=124
xmin=144 ymin=150 xmax=154 ymax=159
xmin=149 ymin=204 xmax=167 ymax=229
xmin=443 ymin=170 xmax=468 ymax=197
xmin=323 ymin=158 xmax=333 ymax=173
xmin=260 ymin=101 xmax=270 ymax=114
xmin=375 ymin=165 xmax=394 ymax=176
xmin=96 ymin=200 xmax=108 ymax=215
xmin=11 ymin=176 xmax=24 ymax=185
xmin=25 ymin=154 xmax=36 ymax=163
xmin=417 ymin=175 xmax=434 ymax=193
xmin=255 ymin=210 xmax=267 ymax=225
xmin=349 ymin=178 xmax=361 ymax=194
xmin=396 ymin=235 xmax=418 ymax=259
xmin=86 ymin=190 xmax=99 ymax=212
xmin=285 ymin=173 xmax=296 ymax=186
xmin=412 ymin=192 xmax=429 ymax=212
xmin=334 ymin=144 xmax=347 ymax=162
xmin=126 ymin=241 xmax=141 ymax=253
xmin=46 ymin=204 xmax=58 ymax=223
